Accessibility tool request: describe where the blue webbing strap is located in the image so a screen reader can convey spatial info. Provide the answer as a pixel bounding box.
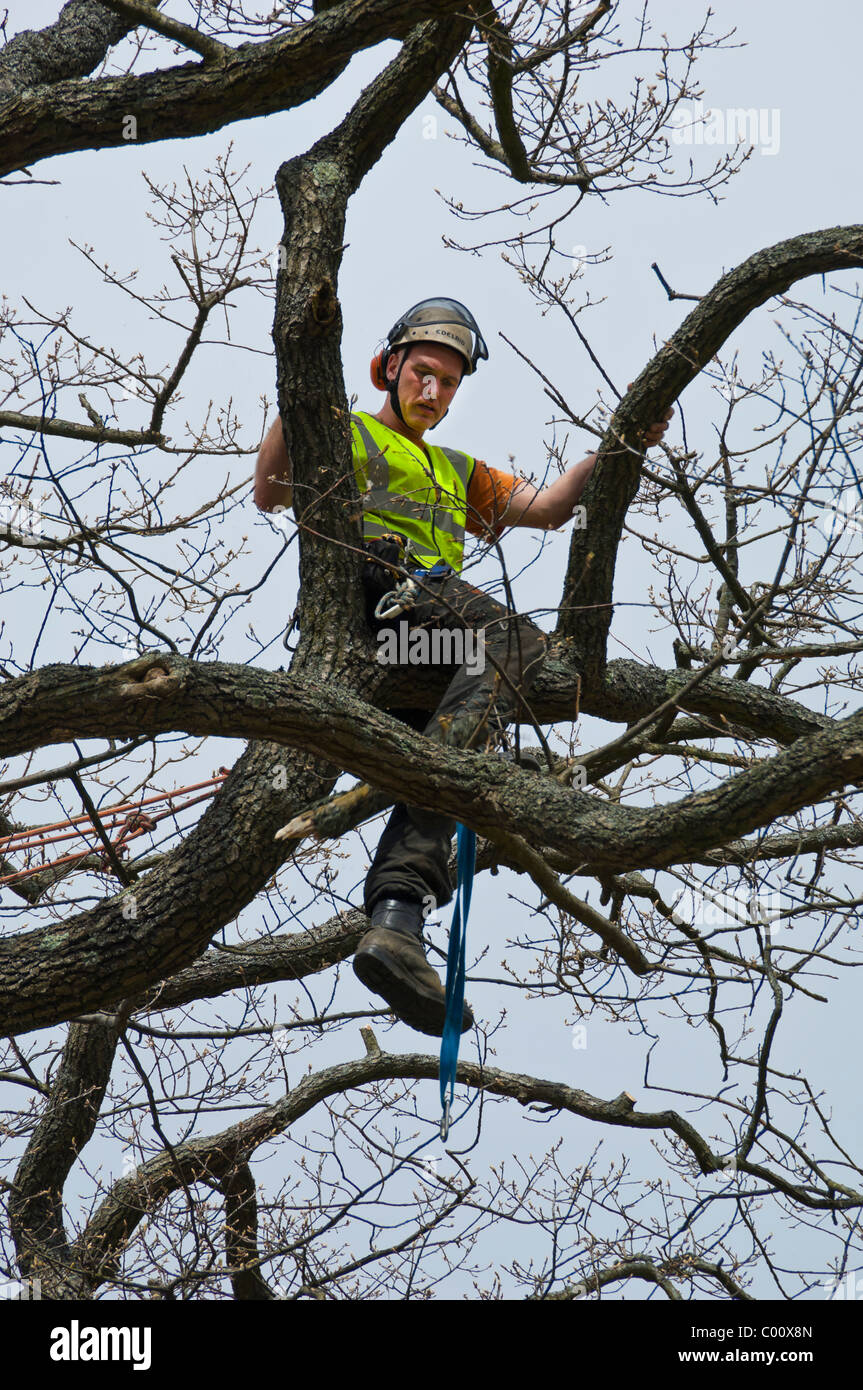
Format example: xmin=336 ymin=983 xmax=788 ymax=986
xmin=439 ymin=822 xmax=476 ymax=1141
xmin=412 ymin=562 xmax=451 ymax=578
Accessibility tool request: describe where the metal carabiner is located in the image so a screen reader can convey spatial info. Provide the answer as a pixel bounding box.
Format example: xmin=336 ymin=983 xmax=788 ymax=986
xmin=374 ymin=576 xmax=420 ymax=622
xmin=439 ymin=1098 xmax=452 ymax=1143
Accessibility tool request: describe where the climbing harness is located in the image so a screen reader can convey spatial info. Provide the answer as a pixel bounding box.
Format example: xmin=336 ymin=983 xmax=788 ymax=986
xmin=439 ymin=821 xmax=476 ymax=1141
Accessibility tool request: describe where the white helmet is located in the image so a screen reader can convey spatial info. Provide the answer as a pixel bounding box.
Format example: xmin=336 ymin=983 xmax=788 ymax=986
xmin=384 ymin=297 xmax=489 ymax=377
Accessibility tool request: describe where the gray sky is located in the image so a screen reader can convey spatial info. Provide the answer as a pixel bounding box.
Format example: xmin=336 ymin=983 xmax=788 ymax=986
xmin=3 ymin=1 xmax=863 ymax=1300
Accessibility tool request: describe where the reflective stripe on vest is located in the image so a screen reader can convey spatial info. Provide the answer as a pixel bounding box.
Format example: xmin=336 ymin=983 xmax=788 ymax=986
xmin=350 ymin=411 xmax=474 ymax=573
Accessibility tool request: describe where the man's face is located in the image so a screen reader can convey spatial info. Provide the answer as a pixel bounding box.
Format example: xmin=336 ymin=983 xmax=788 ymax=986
xmin=386 ymin=343 xmax=464 ymax=431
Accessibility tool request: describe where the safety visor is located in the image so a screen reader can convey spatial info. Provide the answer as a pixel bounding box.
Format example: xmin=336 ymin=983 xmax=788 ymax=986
xmin=386 ymin=298 xmax=489 ymax=374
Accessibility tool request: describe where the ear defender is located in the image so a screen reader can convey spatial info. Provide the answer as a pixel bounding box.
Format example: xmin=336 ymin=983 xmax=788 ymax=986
xmin=370 ymin=350 xmax=389 ymax=391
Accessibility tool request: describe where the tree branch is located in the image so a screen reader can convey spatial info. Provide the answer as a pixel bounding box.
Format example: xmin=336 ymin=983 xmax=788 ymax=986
xmin=0 ymin=0 xmax=467 ymax=177
xmin=0 ymin=0 xmax=139 ymax=101
xmin=75 ymin=1041 xmax=862 ymax=1288
xmin=10 ymin=1015 xmax=125 ymax=1298
xmin=558 ymin=225 xmax=863 ymax=681
xmin=2 ymin=650 xmax=862 ymax=1035
xmin=96 ymin=0 xmax=233 ymax=64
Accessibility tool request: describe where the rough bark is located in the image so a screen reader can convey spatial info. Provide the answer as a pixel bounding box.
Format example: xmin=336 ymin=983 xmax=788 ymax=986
xmin=0 ymin=0 xmax=138 ymax=102
xmin=0 ymin=0 xmax=465 ymax=177
xmin=2 ymin=649 xmax=862 ymax=1033
xmin=9 ymin=1017 xmax=123 ymax=1298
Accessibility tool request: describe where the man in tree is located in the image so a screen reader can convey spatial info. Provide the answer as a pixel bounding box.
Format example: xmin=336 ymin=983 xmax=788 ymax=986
xmin=256 ymin=298 xmax=672 ymax=1036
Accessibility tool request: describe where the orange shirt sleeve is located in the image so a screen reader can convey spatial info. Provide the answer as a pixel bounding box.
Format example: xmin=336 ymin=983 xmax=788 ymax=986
xmin=465 ymin=460 xmax=521 ymax=539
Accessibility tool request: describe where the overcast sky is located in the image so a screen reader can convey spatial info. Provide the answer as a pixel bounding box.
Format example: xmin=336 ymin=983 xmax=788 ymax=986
xmin=3 ymin=1 xmax=863 ymax=1300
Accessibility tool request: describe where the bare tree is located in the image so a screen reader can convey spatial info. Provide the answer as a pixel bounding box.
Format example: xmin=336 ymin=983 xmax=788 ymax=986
xmin=1 ymin=0 xmax=862 ymax=1305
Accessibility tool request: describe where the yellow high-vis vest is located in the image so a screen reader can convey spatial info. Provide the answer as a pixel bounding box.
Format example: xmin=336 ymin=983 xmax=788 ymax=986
xmin=350 ymin=411 xmax=475 ymax=573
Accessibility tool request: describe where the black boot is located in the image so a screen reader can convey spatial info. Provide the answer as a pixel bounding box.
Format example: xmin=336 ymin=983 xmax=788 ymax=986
xmin=353 ymin=898 xmax=474 ymax=1037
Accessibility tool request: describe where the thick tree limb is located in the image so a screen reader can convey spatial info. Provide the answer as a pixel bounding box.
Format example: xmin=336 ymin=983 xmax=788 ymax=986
xmin=0 ymin=0 xmax=139 ymax=101
xmin=0 ymin=655 xmax=852 ymax=886
xmin=219 ymin=1163 xmax=276 ymax=1300
xmin=9 ymin=1016 xmax=124 ymax=1298
xmin=433 ymin=0 xmax=612 ymax=186
xmin=478 ymin=3 xmax=531 ymax=181
xmin=133 ymin=910 xmax=369 ymax=1016
xmin=0 ymin=647 xmax=834 ymax=762
xmin=0 ymin=0 xmax=467 ymax=178
xmin=559 ymin=225 xmax=863 ymax=681
xmin=378 ymin=641 xmax=833 ymax=746
xmin=2 ymin=651 xmax=862 ymax=1035
xmin=585 ymin=658 xmax=832 ymax=745
xmin=74 ymin=1042 xmax=862 ymax=1289
xmin=272 ymin=12 xmax=474 ymax=669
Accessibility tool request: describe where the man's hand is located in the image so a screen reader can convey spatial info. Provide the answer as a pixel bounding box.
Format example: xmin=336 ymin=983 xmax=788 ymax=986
xmin=627 ymin=383 xmax=674 ymax=448
xmin=644 ymin=407 xmax=674 ymax=447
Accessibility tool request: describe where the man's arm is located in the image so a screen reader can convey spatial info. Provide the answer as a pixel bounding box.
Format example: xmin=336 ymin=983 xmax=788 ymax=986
xmin=502 ymin=453 xmax=597 ymax=530
xmin=254 ymin=415 xmax=293 ymax=513
xmin=501 ymin=404 xmax=674 ymax=531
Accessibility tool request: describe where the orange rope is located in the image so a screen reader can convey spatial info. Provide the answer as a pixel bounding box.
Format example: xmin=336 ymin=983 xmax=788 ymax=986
xmin=0 ymin=771 xmax=228 ymax=887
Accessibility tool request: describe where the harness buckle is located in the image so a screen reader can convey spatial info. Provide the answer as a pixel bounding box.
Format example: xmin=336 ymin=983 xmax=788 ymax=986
xmin=440 ymin=1098 xmax=452 ymax=1143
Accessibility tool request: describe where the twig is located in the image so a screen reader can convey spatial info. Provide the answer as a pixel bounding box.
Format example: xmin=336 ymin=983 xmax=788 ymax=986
xmin=651 ymin=261 xmax=702 ymax=302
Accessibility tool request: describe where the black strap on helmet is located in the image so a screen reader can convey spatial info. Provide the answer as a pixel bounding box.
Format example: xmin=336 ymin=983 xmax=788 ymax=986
xmin=385 ymin=349 xmax=410 ymax=425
